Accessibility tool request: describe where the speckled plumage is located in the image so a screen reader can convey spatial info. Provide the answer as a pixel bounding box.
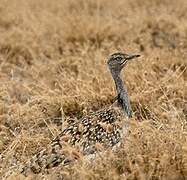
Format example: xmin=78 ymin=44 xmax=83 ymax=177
xmin=58 ymin=106 xmax=124 ymax=154
xmin=21 ymin=52 xmax=140 ymax=175
xmin=21 ymin=106 xmax=125 ymax=175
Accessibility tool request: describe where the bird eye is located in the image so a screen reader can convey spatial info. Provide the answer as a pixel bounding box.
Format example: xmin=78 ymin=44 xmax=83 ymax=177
xmin=116 ymin=56 xmax=123 ymax=62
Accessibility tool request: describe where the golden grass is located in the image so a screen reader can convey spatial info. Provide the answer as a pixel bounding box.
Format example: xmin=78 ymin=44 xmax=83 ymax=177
xmin=0 ymin=0 xmax=186 ymax=179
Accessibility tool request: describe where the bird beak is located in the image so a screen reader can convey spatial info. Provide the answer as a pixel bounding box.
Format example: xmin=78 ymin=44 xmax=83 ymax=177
xmin=121 ymin=54 xmax=140 ymax=66
xmin=126 ymin=54 xmax=141 ymax=60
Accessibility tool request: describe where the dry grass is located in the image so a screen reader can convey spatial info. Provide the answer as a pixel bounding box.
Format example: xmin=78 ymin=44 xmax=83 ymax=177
xmin=0 ymin=0 xmax=186 ymax=179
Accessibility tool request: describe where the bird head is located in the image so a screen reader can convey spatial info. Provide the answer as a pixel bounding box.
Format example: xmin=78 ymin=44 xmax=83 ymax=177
xmin=107 ymin=52 xmax=140 ymax=73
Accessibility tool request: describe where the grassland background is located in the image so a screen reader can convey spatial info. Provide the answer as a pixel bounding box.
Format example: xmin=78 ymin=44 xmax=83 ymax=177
xmin=0 ymin=0 xmax=186 ymax=179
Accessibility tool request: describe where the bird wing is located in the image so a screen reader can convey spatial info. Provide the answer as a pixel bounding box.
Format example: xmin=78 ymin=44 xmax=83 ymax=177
xmin=21 ymin=106 xmax=124 ymax=175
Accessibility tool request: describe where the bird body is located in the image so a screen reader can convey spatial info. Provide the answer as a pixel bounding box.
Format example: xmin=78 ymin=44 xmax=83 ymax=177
xmin=56 ymin=104 xmax=125 ymax=154
xmin=21 ymin=52 xmax=140 ymax=175
xmin=22 ymin=105 xmax=125 ymax=174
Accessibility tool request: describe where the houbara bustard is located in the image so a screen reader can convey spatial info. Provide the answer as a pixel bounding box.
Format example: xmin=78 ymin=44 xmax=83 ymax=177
xmin=21 ymin=52 xmax=140 ymax=175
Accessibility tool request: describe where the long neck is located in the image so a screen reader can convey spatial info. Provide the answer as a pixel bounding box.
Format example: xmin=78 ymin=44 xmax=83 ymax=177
xmin=111 ymin=69 xmax=132 ymax=118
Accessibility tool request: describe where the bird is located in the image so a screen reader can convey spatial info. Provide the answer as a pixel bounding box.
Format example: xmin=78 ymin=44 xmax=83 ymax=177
xmin=20 ymin=52 xmax=140 ymax=175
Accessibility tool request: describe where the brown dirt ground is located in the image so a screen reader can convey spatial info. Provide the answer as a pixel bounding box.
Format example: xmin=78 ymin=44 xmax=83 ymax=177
xmin=0 ymin=0 xmax=186 ymax=179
